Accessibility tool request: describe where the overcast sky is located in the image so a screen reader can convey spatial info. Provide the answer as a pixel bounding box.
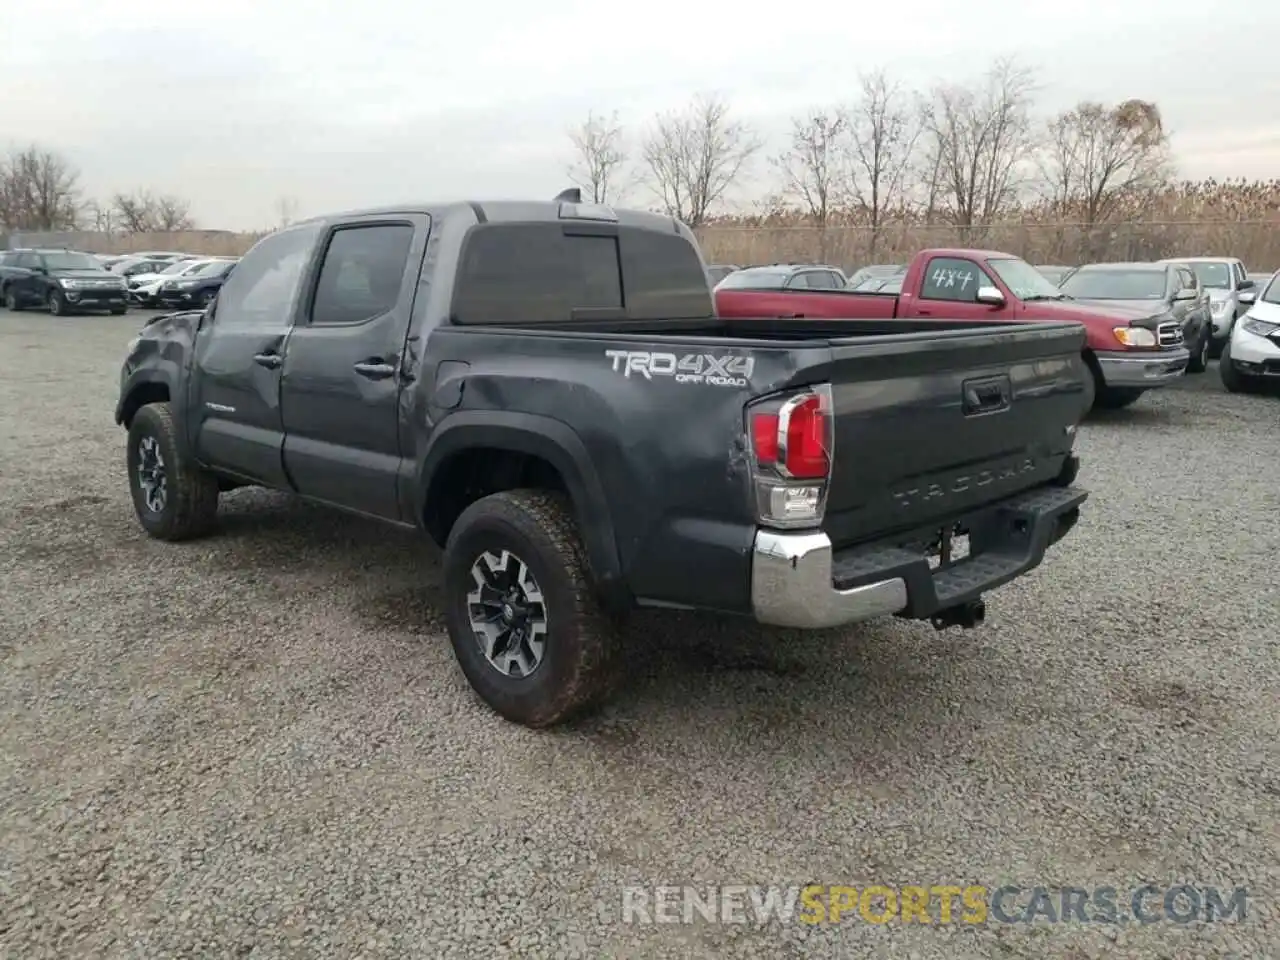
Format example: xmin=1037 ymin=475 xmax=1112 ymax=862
xmin=5 ymin=0 xmax=1278 ymax=231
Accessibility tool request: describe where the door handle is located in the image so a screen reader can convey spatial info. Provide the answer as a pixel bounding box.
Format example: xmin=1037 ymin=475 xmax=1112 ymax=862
xmin=779 ymin=313 xmax=806 ymax=319
xmin=253 ymin=352 xmax=283 ymax=369
xmin=353 ymin=360 xmax=396 ymax=380
xmin=962 ymin=375 xmax=1012 ymax=416
xmin=917 ymin=308 xmax=933 ymax=316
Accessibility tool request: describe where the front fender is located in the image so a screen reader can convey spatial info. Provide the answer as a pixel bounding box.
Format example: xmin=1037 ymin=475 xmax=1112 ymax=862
xmin=415 ymin=410 xmax=625 ymax=606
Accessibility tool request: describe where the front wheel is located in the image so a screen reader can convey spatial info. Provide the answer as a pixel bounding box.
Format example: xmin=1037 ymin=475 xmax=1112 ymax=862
xmin=1186 ymin=327 xmax=1210 ymax=373
xmin=1219 ymin=341 xmax=1258 ymax=394
xmin=47 ymin=289 xmax=68 ymax=316
xmin=1081 ymin=359 xmax=1099 ymax=414
xmin=110 ymin=305 xmax=127 ymax=316
xmin=1095 ymin=387 xmax=1144 ymax=410
xmin=3 ymin=287 xmax=21 ymax=311
xmin=442 ymin=489 xmax=618 ymax=728
xmin=126 ymin=402 xmax=221 ymax=541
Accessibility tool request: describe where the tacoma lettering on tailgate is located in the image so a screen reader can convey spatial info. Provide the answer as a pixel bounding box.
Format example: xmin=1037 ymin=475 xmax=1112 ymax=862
xmin=892 ymin=458 xmax=1038 ymax=509
xmin=605 ymin=350 xmax=754 ymax=387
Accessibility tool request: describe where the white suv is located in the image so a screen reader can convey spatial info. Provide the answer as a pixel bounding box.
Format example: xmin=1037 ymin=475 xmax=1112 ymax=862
xmin=1221 ymin=270 xmax=1280 ymax=393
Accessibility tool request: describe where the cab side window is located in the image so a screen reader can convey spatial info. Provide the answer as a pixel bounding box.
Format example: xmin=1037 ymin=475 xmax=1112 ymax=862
xmin=310 ymin=224 xmax=414 ymax=325
xmin=215 ymin=224 xmax=321 ymax=328
xmin=920 ymin=257 xmax=989 ymax=303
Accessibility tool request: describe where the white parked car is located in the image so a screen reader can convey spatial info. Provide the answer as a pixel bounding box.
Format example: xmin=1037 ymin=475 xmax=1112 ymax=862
xmin=127 ymin=258 xmax=223 ymax=305
xmin=1221 ymin=270 xmax=1280 ymax=394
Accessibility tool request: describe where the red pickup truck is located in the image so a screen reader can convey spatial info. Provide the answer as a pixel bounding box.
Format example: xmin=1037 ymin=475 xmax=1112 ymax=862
xmin=714 ymin=248 xmax=1191 ymax=410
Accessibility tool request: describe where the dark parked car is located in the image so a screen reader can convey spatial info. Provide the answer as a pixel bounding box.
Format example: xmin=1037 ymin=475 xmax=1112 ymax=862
xmin=845 ymin=264 xmax=905 ymax=287
xmin=705 ymin=263 xmax=740 ymax=286
xmin=155 ymin=258 xmax=238 ymax=309
xmin=110 ymin=256 xmax=175 ymax=281
xmin=0 ymin=248 xmax=129 ymax=315
xmin=848 ymin=274 xmax=904 ymax=293
xmin=116 ymin=192 xmax=1087 ymax=728
xmin=714 ymin=263 xmax=847 ymax=291
xmin=1058 ymin=261 xmax=1212 ymax=372
xmin=1036 ymin=264 xmax=1077 ymax=285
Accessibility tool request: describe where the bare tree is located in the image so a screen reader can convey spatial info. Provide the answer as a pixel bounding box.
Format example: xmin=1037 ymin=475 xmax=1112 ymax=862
xmin=845 ymin=70 xmax=921 ymax=256
xmin=1038 ymin=99 xmax=1172 ymax=225
xmin=273 ymin=195 xmax=299 ymax=228
xmin=82 ymin=199 xmax=116 ymax=233
xmin=771 ymin=110 xmax=848 ymax=258
xmin=566 ymin=110 xmax=629 ymax=203
xmin=0 ymin=145 xmax=82 ymax=230
xmin=641 ymin=94 xmax=762 ymax=228
xmin=919 ymin=58 xmax=1038 ymax=237
xmin=111 ymin=189 xmax=195 ymax=232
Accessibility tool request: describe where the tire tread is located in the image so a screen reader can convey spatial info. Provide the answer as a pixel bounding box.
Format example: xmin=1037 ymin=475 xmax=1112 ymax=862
xmin=130 ymin=402 xmax=220 ymax=541
xmin=445 ymin=489 xmax=618 ymax=728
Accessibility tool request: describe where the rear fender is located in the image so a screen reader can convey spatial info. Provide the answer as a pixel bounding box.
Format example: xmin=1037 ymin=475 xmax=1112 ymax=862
xmin=416 ymin=411 xmax=626 ymax=606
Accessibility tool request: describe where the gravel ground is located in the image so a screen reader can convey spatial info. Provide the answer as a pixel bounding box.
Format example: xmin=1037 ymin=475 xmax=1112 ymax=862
xmin=2 ymin=309 xmax=1279 ymax=960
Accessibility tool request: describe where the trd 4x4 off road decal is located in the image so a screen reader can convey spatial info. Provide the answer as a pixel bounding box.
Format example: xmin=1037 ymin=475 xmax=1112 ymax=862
xmin=604 ymin=350 xmax=754 ymax=387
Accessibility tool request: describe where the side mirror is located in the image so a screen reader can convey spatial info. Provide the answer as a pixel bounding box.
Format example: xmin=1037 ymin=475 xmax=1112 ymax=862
xmin=1238 ymin=279 xmax=1255 ymax=291
xmin=1173 ymin=288 xmax=1197 ymax=301
xmin=975 ymin=285 xmax=1006 ymax=307
xmin=1239 ymin=290 xmax=1257 ymax=305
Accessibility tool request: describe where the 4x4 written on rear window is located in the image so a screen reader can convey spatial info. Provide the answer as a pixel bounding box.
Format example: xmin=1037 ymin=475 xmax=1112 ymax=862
xmin=449 ymin=222 xmax=713 ymax=324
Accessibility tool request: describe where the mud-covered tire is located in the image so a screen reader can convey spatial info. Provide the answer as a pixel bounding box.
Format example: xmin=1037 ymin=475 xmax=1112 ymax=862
xmin=126 ymin=402 xmax=220 ymax=541
xmin=443 ymin=489 xmax=618 ymax=728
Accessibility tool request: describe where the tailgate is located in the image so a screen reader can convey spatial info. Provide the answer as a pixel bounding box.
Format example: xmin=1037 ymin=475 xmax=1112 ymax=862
xmin=811 ymin=321 xmax=1086 ymax=546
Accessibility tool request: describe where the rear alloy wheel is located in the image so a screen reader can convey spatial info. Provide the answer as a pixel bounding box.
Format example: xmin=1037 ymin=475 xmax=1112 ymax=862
xmin=3 ymin=287 xmax=19 ymax=311
xmin=47 ymin=289 xmax=67 ymax=316
xmin=467 ymin=549 xmax=549 ymax=680
xmin=443 ymin=489 xmax=618 ymax=728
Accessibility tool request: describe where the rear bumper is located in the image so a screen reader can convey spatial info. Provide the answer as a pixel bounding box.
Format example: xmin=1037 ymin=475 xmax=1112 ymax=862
xmin=751 ymin=477 xmax=1088 ymax=629
xmin=1095 ymin=348 xmax=1188 ymax=388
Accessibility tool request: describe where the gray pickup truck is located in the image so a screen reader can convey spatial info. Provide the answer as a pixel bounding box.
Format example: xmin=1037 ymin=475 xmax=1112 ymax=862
xmin=1159 ymin=256 xmax=1254 ymax=357
xmin=115 ymin=192 xmax=1088 ymax=728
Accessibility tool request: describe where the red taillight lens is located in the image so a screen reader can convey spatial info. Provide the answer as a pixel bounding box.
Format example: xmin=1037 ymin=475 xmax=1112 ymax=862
xmin=751 ymin=394 xmax=829 ymax=479
xmin=752 ymin=413 xmax=780 ymax=462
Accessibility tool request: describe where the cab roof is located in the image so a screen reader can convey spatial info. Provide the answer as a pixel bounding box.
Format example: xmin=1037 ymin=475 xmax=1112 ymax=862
xmin=1075 ymin=262 xmax=1170 ymax=272
xmin=297 ymin=199 xmax=685 ymax=235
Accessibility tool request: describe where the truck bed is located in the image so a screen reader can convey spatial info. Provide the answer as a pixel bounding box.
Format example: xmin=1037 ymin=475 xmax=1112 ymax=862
xmin=432 ymin=316 xmax=1087 ymax=610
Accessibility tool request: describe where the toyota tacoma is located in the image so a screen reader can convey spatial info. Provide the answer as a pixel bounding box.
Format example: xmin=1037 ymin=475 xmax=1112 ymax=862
xmin=115 ymin=193 xmax=1089 ymax=728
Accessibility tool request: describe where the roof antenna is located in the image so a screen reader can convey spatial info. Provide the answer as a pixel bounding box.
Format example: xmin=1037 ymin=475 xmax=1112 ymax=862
xmin=554 ymin=187 xmax=582 ymax=203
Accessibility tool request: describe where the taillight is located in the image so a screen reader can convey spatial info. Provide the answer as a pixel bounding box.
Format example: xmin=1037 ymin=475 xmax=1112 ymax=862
xmin=746 ymin=385 xmax=833 ymax=528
